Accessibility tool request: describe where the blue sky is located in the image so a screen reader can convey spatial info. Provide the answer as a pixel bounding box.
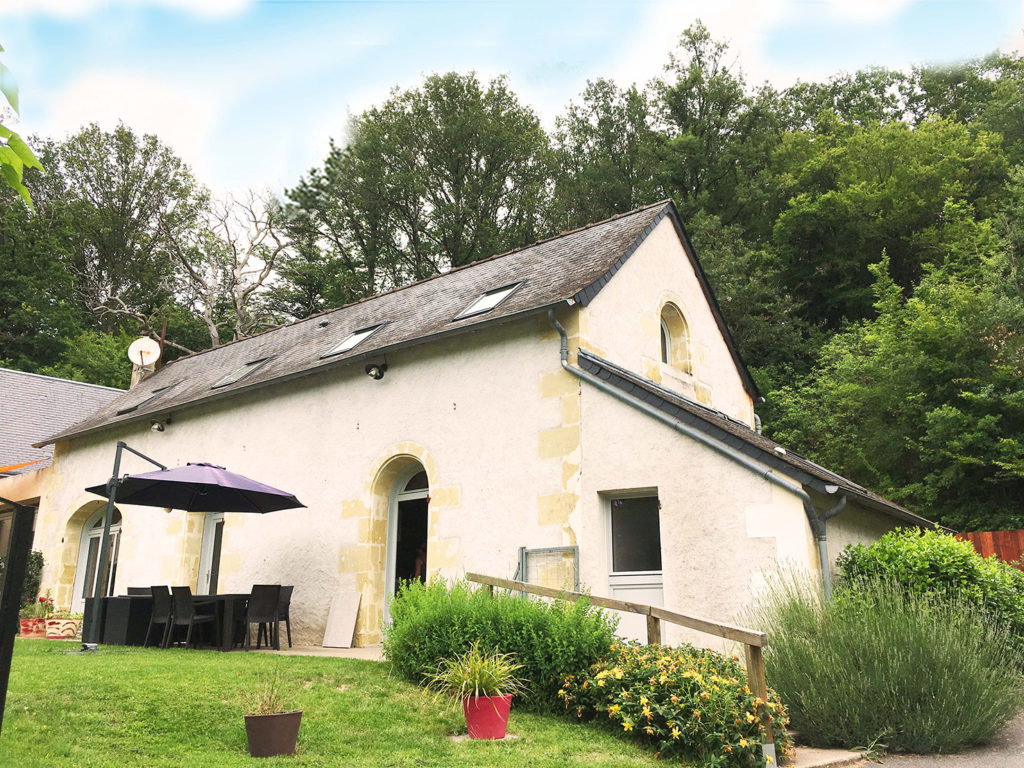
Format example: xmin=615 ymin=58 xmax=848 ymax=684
xmin=1 ymin=0 xmax=1020 ymax=194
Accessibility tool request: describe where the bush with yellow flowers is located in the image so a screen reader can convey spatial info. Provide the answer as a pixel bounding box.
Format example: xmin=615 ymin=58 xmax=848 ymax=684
xmin=559 ymin=642 xmax=791 ymax=767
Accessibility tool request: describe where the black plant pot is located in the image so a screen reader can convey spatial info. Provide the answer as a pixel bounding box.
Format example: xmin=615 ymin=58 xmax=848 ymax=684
xmin=244 ymin=710 xmax=302 ymax=757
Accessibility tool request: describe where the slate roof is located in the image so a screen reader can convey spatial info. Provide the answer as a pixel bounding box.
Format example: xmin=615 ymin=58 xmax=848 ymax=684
xmin=0 ymin=368 xmax=122 ymax=475
xmin=40 ymin=200 xmax=757 ymax=447
xmin=577 ymin=349 xmax=945 ymax=530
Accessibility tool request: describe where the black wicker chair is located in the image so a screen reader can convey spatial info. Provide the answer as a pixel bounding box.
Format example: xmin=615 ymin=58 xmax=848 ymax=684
xmin=143 ymin=585 xmax=173 ymax=648
xmin=245 ymin=584 xmax=281 ymax=650
xmin=278 ymin=586 xmax=294 ymax=648
xmin=168 ymin=586 xmax=219 ymax=649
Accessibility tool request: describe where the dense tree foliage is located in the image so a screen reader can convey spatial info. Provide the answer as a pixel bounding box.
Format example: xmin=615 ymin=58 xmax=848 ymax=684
xmin=2 ymin=24 xmax=1022 ymax=530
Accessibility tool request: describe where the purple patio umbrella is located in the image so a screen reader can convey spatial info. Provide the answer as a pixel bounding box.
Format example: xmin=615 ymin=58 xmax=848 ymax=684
xmin=86 ymin=461 xmax=305 ymax=513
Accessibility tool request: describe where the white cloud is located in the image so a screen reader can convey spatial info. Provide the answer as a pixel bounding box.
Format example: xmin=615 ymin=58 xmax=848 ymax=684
xmin=819 ymin=0 xmax=915 ymax=23
xmin=41 ymin=70 xmax=220 ymax=182
xmin=0 ymin=0 xmax=251 ymax=19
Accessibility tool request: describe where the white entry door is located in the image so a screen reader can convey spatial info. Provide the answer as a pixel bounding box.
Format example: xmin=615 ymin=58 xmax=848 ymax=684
xmin=607 ymin=495 xmax=664 ymax=641
xmin=198 ymin=512 xmax=225 ymax=595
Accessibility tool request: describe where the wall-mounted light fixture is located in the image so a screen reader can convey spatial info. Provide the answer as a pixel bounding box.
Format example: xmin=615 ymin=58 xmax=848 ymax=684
xmin=364 ymin=362 xmax=387 ymax=380
xmin=150 ymin=416 xmax=171 ymax=432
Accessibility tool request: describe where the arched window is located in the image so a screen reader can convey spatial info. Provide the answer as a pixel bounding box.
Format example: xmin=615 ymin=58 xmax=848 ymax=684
xmin=659 ymin=303 xmax=692 ymax=374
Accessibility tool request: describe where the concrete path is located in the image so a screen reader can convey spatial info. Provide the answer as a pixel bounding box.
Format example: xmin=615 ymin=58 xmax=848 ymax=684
xmin=791 ymin=746 xmax=864 ymax=767
xmin=879 ymin=712 xmax=1024 ymax=767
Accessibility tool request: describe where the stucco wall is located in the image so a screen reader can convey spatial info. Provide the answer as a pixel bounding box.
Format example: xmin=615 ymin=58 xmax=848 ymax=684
xmin=825 ymin=499 xmax=901 ymax=565
xmin=32 ymin=314 xmax=584 ymax=646
xmin=576 ymin=380 xmax=818 ymax=650
xmin=581 ymin=217 xmax=756 ymax=427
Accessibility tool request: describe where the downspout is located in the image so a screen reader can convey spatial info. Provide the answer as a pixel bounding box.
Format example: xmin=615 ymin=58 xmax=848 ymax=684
xmin=547 ymin=309 xmax=837 ymax=597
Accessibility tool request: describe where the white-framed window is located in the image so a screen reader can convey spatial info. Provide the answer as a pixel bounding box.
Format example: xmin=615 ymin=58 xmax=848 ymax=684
xmin=454 ymin=283 xmax=522 ymax=320
xmin=321 ymin=324 xmax=385 ymax=359
xmin=604 ymin=491 xmax=664 ymax=642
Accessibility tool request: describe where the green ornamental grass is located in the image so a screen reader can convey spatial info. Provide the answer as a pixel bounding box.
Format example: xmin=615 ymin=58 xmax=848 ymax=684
xmin=383 ymin=578 xmax=617 ymax=710
xmin=751 ymin=573 xmax=1024 ymax=754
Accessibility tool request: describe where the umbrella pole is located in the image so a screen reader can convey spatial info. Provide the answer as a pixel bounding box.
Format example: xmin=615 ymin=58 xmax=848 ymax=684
xmin=83 ymin=442 xmax=167 ymax=648
xmin=0 ymin=496 xmax=36 ymax=736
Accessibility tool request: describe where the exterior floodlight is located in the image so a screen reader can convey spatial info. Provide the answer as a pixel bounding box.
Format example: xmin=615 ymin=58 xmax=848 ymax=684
xmin=150 ymin=417 xmax=170 ymax=432
xmin=365 ymin=362 xmax=387 ymax=380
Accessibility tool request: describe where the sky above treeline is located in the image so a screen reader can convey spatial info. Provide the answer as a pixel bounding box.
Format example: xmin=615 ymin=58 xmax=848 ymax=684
xmin=2 ymin=0 xmax=1021 ymax=193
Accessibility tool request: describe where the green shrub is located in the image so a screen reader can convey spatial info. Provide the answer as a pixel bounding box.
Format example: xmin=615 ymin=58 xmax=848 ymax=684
xmin=837 ymin=528 xmax=1024 ymax=647
xmin=752 ymin=573 xmax=1024 ymax=753
xmin=559 ymin=642 xmax=792 ymax=767
xmin=21 ymin=550 xmax=44 ymax=601
xmin=383 ymin=578 xmax=617 ymax=710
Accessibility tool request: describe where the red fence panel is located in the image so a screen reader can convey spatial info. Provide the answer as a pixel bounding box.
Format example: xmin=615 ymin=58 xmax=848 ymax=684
xmin=958 ymin=530 xmax=1024 ymax=570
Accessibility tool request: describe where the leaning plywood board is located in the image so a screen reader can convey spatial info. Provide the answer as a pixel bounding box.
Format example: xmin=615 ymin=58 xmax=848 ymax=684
xmin=322 ymin=591 xmax=361 ymax=648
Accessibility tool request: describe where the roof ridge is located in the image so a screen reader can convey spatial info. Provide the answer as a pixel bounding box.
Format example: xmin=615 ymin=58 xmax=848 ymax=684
xmin=0 ymin=367 xmax=124 ymax=392
xmin=160 ymin=201 xmax=675 ymax=369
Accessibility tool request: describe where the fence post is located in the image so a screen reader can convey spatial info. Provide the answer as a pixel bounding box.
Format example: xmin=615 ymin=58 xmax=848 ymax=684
xmin=485 ymin=584 xmax=494 ymax=598
xmin=744 ymin=644 xmax=776 ymax=766
xmin=645 ymin=613 xmax=661 ymax=645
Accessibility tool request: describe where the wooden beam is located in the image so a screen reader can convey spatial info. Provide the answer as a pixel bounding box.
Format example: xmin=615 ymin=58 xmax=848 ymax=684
xmin=465 ymin=572 xmax=766 ymax=648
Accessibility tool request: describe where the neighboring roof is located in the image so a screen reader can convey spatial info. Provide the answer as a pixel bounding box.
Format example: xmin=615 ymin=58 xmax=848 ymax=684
xmin=576 ymin=349 xmax=946 ymax=531
xmin=40 ymin=200 xmax=759 ymax=447
xmin=0 ymin=368 xmax=123 ymax=475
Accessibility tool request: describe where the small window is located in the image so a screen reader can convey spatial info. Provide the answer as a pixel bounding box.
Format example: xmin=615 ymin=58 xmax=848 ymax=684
xmin=322 ymin=324 xmax=384 ymax=359
xmin=610 ymin=496 xmax=662 ymax=573
xmin=211 ymin=357 xmax=273 ymax=389
xmin=116 ymin=382 xmax=179 ymax=415
xmin=659 ymin=303 xmax=692 ymax=374
xmin=454 ymin=283 xmax=521 ymax=320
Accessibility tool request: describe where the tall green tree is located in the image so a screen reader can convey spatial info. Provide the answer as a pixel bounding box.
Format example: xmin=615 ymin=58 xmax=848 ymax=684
xmin=550 ymin=79 xmax=664 ymax=229
xmin=285 ymin=72 xmax=551 ymax=307
xmin=765 ymin=254 xmax=1024 ymax=531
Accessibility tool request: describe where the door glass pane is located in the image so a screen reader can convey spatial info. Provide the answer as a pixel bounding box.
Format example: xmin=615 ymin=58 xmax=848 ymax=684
xmin=82 ymin=536 xmax=100 ymax=599
xmin=209 ymin=521 xmax=224 ymax=595
xmin=611 ymin=497 xmax=662 ymax=572
xmin=104 ymin=531 xmax=120 ymax=597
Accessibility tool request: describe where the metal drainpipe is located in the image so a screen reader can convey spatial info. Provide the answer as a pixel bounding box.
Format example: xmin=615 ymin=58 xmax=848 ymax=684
xmin=547 ymin=309 xmax=837 ymax=597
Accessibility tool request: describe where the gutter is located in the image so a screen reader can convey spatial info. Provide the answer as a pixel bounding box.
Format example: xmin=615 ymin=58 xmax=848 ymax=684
xmin=547 ymin=309 xmax=840 ymax=597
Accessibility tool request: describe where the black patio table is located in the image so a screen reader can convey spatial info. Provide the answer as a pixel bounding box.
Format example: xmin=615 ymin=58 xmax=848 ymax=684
xmin=192 ymin=593 xmax=251 ymax=652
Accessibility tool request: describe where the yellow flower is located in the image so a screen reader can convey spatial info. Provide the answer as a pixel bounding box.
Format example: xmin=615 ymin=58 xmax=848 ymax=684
xmin=739 ymin=738 xmax=749 ymax=748
xmin=671 ymin=727 xmax=681 ymax=740
xmin=745 ymin=712 xmax=757 ymax=723
xmin=623 ymin=720 xmax=633 ymax=732
xmin=639 ymin=695 xmax=648 ymax=705
xmin=700 ymin=691 xmax=710 ymax=700
xmin=597 ymin=679 xmax=605 ymax=688
xmin=642 ymin=705 xmax=652 ymax=719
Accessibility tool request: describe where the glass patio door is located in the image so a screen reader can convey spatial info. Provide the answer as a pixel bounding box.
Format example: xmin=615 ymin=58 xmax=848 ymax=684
xmin=72 ymin=509 xmax=121 ymax=613
xmin=198 ymin=512 xmax=225 ymax=595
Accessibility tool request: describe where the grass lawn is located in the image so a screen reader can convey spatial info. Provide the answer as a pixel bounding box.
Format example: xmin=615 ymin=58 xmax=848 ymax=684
xmin=1 ymin=639 xmax=666 ymax=767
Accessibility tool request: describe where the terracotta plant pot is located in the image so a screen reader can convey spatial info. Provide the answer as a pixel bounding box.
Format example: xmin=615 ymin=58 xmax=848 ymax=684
xmin=45 ymin=618 xmax=83 ymax=640
xmin=463 ymin=694 xmax=512 ymax=739
xmin=244 ymin=710 xmax=302 ymax=757
xmin=18 ymin=618 xmax=46 ymax=638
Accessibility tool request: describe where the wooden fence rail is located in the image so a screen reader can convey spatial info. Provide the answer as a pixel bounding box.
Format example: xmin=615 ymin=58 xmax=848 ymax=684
xmin=465 ymin=572 xmax=776 ymax=765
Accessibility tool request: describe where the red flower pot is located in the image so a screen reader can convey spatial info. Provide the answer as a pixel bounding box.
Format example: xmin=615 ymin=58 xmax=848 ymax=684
xmin=463 ymin=695 xmax=512 ymax=739
xmin=18 ymin=618 xmax=46 ymax=638
xmin=244 ymin=711 xmax=302 ymax=757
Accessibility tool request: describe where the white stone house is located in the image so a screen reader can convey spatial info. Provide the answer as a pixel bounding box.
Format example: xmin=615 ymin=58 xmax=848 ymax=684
xmin=31 ymin=201 xmax=935 ymax=647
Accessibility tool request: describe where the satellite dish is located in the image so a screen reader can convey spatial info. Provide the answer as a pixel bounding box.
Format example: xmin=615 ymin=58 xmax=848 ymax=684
xmin=127 ymin=337 xmax=161 ymax=368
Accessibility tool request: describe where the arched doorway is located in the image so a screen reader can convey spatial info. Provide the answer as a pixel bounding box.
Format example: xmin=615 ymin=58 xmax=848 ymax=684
xmin=71 ymin=507 xmax=122 ymax=613
xmin=384 ymin=464 xmax=429 ymax=619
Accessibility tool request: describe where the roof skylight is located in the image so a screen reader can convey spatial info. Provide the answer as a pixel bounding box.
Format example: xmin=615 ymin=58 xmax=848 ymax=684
xmin=116 ymin=382 xmax=179 ymax=416
xmin=211 ymin=357 xmax=273 ymax=389
xmin=321 ymin=324 xmax=385 ymax=359
xmin=454 ymin=283 xmax=522 ymax=320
